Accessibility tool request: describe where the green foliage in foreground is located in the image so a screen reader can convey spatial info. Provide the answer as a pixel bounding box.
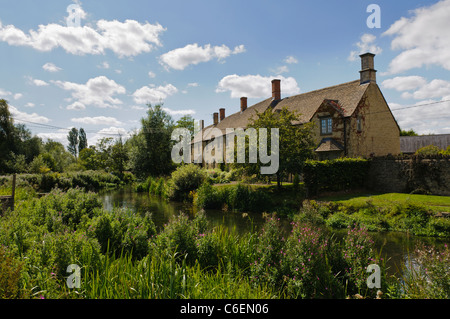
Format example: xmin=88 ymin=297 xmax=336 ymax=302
xmin=1 ymin=188 xmax=448 ymax=299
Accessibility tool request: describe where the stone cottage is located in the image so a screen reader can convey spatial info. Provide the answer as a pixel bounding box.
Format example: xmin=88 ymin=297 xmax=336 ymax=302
xmin=192 ymin=52 xmax=400 ymax=166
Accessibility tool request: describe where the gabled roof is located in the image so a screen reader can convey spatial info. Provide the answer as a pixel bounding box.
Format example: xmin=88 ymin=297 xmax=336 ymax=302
xmin=273 ymin=80 xmax=369 ymax=125
xmin=315 ymin=138 xmax=344 ymax=152
xmin=200 ymin=79 xmax=370 ymax=141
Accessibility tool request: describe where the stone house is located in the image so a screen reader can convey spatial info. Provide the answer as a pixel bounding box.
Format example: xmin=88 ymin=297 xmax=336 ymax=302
xmin=192 ymin=53 xmax=400 ymax=166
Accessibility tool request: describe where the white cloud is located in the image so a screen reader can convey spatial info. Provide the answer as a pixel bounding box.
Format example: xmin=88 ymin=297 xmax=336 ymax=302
xmin=0 ymin=17 xmax=166 ymax=58
xmin=0 ymin=88 xmax=12 ymax=96
xmin=162 ymin=107 xmax=195 ymax=116
xmin=24 ymin=102 xmax=35 ymax=108
xmin=271 ymin=65 xmax=289 ymax=74
xmin=71 ymin=116 xmax=123 ymax=126
xmin=43 ymin=62 xmax=62 ymax=72
xmin=9 ymin=105 xmax=50 ymax=124
xmin=383 ymin=0 xmax=450 ymax=74
xmin=37 ymin=132 xmax=68 ymax=145
xmin=348 ymin=33 xmax=383 ymax=61
xmin=13 ymin=93 xmax=23 ymax=100
xmin=284 ymin=56 xmax=298 ymax=64
xmin=66 ymin=101 xmax=86 ymax=110
xmin=53 ymin=76 xmax=126 ymax=108
xmin=381 ymin=76 xmax=427 ymax=92
xmin=216 ymin=74 xmax=301 ymax=99
xmin=89 ymin=126 xmax=131 ymax=146
xmin=159 ymin=43 xmax=245 ymax=70
xmin=408 ymin=79 xmax=450 ymax=100
xmin=187 ymin=82 xmax=199 ymax=87
xmin=390 ymin=99 xmax=450 ymax=134
xmin=27 ymin=76 xmax=49 ymax=87
xmin=132 ymin=84 xmax=178 ymax=104
xmin=148 ymin=71 xmax=156 ymax=78
xmin=98 ymin=61 xmax=110 ymax=69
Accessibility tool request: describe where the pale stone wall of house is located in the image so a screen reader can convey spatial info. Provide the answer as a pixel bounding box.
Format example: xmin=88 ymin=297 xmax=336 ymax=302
xmin=348 ymin=83 xmax=400 ymax=158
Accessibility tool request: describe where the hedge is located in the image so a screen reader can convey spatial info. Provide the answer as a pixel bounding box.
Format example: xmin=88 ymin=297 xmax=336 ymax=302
xmin=303 ymin=158 xmax=369 ymax=195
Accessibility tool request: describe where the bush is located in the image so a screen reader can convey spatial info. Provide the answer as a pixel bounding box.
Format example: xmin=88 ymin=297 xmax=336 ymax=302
xmin=168 ymin=164 xmax=207 ymax=201
xmin=0 ymin=245 xmax=26 ymax=298
xmin=154 ymin=213 xmax=206 ymax=264
xmin=85 ymin=208 xmax=156 ymax=259
xmin=303 ymin=158 xmax=369 ymax=195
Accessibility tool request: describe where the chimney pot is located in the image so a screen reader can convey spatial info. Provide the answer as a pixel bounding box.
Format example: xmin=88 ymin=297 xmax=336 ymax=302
xmin=240 ymin=97 xmax=247 ymax=112
xmin=213 ymin=112 xmax=219 ymax=125
xmin=359 ymin=53 xmax=377 ymax=84
xmin=272 ymin=79 xmax=281 ymax=101
xmin=219 ymin=108 xmax=225 ymax=121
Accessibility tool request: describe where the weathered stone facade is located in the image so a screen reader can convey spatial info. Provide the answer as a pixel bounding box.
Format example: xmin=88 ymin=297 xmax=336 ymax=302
xmin=367 ymin=156 xmax=450 ymax=196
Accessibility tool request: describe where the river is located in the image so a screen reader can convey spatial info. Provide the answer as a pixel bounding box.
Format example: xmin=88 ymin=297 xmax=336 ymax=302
xmin=99 ymin=187 xmax=448 ymax=278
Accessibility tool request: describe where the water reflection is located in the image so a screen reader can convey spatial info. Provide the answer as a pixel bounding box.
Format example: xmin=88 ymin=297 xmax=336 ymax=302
xmin=100 ymin=187 xmax=448 ymax=277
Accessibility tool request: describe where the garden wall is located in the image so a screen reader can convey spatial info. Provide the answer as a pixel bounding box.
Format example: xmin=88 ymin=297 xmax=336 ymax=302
xmin=367 ymin=156 xmax=450 ymax=196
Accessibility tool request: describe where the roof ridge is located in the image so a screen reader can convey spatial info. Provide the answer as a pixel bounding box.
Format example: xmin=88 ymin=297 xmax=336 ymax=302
xmin=284 ymin=79 xmax=362 ymax=100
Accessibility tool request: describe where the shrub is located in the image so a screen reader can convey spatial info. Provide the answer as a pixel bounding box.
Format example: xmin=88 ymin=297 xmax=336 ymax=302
xmin=154 ymin=213 xmax=205 ymax=264
xmin=0 ymin=245 xmax=26 ymax=298
xmin=283 ymin=223 xmax=343 ymax=298
xmin=303 ymin=158 xmax=369 ymax=195
xmin=341 ymin=225 xmax=382 ymax=297
xmin=168 ymin=164 xmax=207 ymax=201
xmin=86 ymin=208 xmax=156 ymax=259
xmin=415 ymin=145 xmax=442 ymax=156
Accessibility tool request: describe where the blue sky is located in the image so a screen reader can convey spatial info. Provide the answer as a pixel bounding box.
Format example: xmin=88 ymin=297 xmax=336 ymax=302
xmin=0 ymin=0 xmax=449 ymax=146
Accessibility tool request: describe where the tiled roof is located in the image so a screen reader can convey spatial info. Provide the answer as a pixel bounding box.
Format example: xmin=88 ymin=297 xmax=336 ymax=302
xmin=200 ymin=79 xmax=370 ymax=141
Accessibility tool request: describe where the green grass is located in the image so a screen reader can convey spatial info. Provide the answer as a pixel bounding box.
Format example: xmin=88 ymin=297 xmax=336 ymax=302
xmin=318 ymin=193 xmax=450 ymax=213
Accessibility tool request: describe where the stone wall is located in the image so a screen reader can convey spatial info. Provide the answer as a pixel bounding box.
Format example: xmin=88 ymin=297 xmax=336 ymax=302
xmin=367 ymin=156 xmax=450 ymax=196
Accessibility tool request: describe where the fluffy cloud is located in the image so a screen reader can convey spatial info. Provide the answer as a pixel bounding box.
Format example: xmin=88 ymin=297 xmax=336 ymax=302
xmin=348 ymin=34 xmax=382 ymax=61
xmin=42 ymin=62 xmax=62 ymax=72
xmin=54 ymin=76 xmax=126 ymax=109
xmin=8 ymin=105 xmax=50 ymax=124
xmin=405 ymin=79 xmax=450 ymax=100
xmin=71 ymin=116 xmax=123 ymax=126
xmin=383 ymin=0 xmax=450 ymax=74
xmin=0 ymin=18 xmax=166 ymax=58
xmin=390 ymin=99 xmax=450 ymax=134
xmin=89 ymin=126 xmax=131 ymax=146
xmin=159 ymin=43 xmax=245 ymax=70
xmin=284 ymin=56 xmax=298 ymax=64
xmin=27 ymin=76 xmax=49 ymax=87
xmin=216 ymin=74 xmax=301 ymax=99
xmin=132 ymin=84 xmax=178 ymax=104
xmin=162 ymin=107 xmax=195 ymax=116
xmin=381 ymin=76 xmax=427 ymax=92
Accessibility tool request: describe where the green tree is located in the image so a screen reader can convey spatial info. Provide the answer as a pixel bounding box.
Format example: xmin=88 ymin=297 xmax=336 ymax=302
xmin=400 ymin=129 xmax=419 ymax=136
xmin=111 ymin=136 xmax=129 ymax=177
xmin=67 ymin=128 xmax=79 ymax=158
xmin=176 ymin=115 xmax=195 ymax=137
xmin=128 ymin=104 xmax=175 ymax=177
xmin=242 ymin=106 xmax=316 ymax=188
xmin=78 ymin=128 xmax=88 ymax=154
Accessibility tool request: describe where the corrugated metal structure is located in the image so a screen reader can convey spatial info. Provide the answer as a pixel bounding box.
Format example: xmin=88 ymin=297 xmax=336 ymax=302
xmin=400 ymin=134 xmax=450 ymax=154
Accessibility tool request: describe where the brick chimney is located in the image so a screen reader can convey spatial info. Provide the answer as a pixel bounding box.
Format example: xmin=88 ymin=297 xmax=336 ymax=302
xmin=359 ymin=53 xmax=377 ymax=85
xmin=272 ymin=79 xmax=281 ymax=101
xmin=219 ymin=108 xmax=225 ymax=121
xmin=213 ymin=112 xmax=218 ymax=125
xmin=240 ymin=97 xmax=247 ymax=112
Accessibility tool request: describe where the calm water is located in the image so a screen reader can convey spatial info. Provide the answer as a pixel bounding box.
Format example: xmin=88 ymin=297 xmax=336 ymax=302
xmin=99 ymin=187 xmax=449 ymax=277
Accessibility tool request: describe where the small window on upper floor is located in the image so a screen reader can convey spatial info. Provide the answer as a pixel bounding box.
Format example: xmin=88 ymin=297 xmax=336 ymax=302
xmin=320 ymin=117 xmax=332 ymax=135
xmin=357 ymin=116 xmax=362 ymax=132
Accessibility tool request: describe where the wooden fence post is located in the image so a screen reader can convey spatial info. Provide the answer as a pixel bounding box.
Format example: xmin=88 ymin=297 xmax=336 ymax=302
xmin=11 ymin=174 xmax=16 ymax=211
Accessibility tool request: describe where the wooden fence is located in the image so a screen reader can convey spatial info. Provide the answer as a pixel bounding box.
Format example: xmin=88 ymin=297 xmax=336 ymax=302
xmin=0 ymin=174 xmax=16 ymax=214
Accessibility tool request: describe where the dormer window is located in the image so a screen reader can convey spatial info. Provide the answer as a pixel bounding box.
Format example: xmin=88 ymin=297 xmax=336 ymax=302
xmin=320 ymin=117 xmax=332 ymax=135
